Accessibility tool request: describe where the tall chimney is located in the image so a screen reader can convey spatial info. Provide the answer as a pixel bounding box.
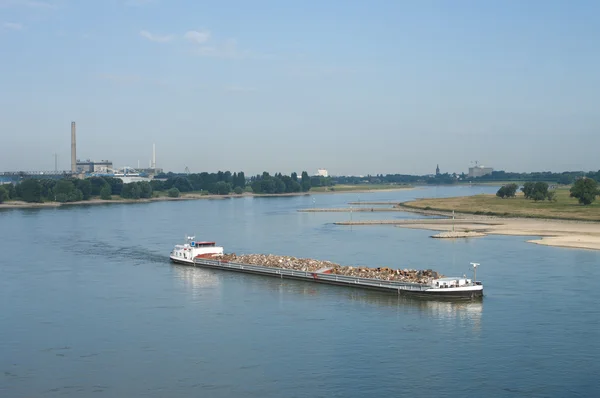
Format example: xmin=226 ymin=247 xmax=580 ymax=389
xmin=71 ymin=121 xmax=77 ymax=173
xmin=152 ymin=143 xmax=156 ymax=169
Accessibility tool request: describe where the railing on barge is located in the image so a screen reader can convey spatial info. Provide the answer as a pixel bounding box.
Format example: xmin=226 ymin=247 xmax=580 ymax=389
xmin=193 ymin=258 xmax=431 ymax=292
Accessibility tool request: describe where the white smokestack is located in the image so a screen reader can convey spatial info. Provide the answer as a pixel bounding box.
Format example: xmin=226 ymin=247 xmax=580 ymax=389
xmin=152 ymin=143 xmax=156 ymax=169
xmin=71 ymin=121 xmax=76 ymax=173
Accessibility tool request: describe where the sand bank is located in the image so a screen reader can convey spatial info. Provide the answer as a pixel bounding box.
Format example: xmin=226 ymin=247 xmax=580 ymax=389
xmin=335 ymin=214 xmax=600 ymax=251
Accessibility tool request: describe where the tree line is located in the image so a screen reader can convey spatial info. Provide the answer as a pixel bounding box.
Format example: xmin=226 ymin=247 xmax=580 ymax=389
xmin=0 ymin=170 xmax=315 ymax=203
xmin=475 ymin=170 xmax=600 ymax=185
xmin=495 ymin=178 xmax=599 ymax=205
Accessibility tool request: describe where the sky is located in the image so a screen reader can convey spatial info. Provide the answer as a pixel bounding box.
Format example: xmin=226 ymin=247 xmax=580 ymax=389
xmin=0 ymin=0 xmax=599 ymax=176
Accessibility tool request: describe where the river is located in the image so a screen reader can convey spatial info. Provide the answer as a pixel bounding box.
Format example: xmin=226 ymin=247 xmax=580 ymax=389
xmin=1 ymin=185 xmax=599 ymax=397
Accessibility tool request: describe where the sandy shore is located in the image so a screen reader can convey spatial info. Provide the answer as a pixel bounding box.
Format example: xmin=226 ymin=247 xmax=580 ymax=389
xmin=335 ymin=208 xmax=600 ymax=251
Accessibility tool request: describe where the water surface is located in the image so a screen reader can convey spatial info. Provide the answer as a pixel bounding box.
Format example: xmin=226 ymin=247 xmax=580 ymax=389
xmin=1 ymin=186 xmax=599 ymax=397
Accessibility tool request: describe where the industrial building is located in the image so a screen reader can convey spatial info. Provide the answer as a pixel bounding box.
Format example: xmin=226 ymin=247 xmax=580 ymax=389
xmin=76 ymin=159 xmax=113 ymax=173
xmin=468 ymin=164 xmax=493 ymax=178
xmin=317 ymin=169 xmax=329 ymax=177
xmin=70 ymin=121 xmax=114 ymax=175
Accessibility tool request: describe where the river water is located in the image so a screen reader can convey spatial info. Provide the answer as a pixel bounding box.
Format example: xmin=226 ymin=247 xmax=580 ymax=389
xmin=1 ymin=186 xmax=599 ymax=397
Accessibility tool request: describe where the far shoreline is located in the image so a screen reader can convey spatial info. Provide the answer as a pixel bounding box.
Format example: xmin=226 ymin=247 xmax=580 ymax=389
xmin=0 ymin=186 xmax=415 ymax=210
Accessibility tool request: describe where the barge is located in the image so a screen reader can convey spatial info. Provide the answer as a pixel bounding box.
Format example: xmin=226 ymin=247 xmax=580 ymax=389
xmin=169 ymin=237 xmax=483 ymax=300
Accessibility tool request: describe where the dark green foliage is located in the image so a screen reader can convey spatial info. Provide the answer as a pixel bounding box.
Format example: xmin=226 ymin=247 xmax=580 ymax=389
xmin=74 ymin=179 xmax=92 ymax=200
xmin=234 ymin=186 xmax=243 ymax=195
xmin=498 ymin=183 xmax=519 ymax=198
xmin=120 ymin=183 xmax=141 ymax=199
xmin=167 ymin=187 xmax=180 ymax=198
xmin=100 ymin=184 xmax=112 ymax=200
xmin=503 ymin=183 xmax=519 ymax=197
xmin=546 ymin=190 xmax=557 ymax=202
xmin=17 ymin=179 xmax=42 ymax=203
xmin=301 ymin=171 xmax=311 ymax=192
xmin=558 ymin=174 xmax=575 ymax=185
xmin=521 ymin=181 xmax=553 ymax=201
xmin=54 ymin=179 xmax=84 ymax=202
xmin=104 ymin=177 xmax=123 ymax=195
xmin=171 ymin=177 xmax=193 ymax=193
xmin=150 ymin=179 xmax=165 ymax=191
xmin=521 ymin=182 xmax=535 ymax=199
xmin=213 ymin=181 xmax=231 ymax=195
xmin=3 ymin=183 xmax=16 ymax=200
xmin=570 ymin=178 xmax=599 ymax=205
xmin=532 ymin=182 xmax=549 ymax=201
xmin=0 ymin=185 xmax=7 ymax=203
xmin=89 ymin=177 xmax=109 ymax=195
xmin=138 ymin=181 xmax=153 ymax=199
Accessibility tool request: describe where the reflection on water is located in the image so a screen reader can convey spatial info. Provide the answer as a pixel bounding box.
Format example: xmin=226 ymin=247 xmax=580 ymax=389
xmin=267 ymin=275 xmax=483 ymax=331
xmin=172 ymin=265 xmax=221 ymax=299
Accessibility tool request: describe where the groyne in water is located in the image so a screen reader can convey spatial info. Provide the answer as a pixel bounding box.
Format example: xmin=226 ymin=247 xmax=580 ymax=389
xmin=220 ymin=253 xmax=442 ymax=284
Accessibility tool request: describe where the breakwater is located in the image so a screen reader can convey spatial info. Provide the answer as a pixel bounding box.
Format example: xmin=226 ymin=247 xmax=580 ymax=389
xmin=298 ymin=207 xmax=406 ymax=212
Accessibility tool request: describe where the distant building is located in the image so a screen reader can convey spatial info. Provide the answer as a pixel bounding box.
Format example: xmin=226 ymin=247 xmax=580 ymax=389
xmin=436 ymin=164 xmax=440 ymax=176
xmin=468 ymin=165 xmax=493 ymax=178
xmin=317 ymin=169 xmax=329 ymax=177
xmin=76 ymin=159 xmax=113 ymax=173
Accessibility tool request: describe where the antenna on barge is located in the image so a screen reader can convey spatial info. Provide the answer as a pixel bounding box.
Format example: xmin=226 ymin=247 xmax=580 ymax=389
xmin=470 ymin=262 xmax=479 ymax=283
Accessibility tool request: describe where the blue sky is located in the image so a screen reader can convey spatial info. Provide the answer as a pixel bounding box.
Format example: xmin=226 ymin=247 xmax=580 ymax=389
xmin=1 ymin=0 xmax=599 ymax=175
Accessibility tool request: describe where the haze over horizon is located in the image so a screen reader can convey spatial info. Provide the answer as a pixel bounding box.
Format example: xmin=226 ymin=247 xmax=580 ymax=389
xmin=1 ymin=0 xmax=598 ymax=176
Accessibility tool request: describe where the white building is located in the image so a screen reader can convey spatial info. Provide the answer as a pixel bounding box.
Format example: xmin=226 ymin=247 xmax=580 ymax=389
xmin=317 ymin=169 xmax=329 ymax=177
xmin=468 ymin=165 xmax=493 ymax=178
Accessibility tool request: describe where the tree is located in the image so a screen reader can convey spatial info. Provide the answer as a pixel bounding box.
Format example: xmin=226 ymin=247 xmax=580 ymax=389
xmin=570 ymin=178 xmax=599 ymax=205
xmin=213 ymin=181 xmax=231 ymax=195
xmin=532 ymin=182 xmax=549 ymax=201
xmin=74 ymin=179 xmax=92 ymax=200
xmin=3 ymin=183 xmax=15 ymax=200
xmin=546 ymin=190 xmax=557 ymax=202
xmin=100 ymin=184 xmax=112 ymax=200
xmin=496 ymin=186 xmax=507 ymax=198
xmin=138 ymin=181 xmax=153 ymax=199
xmin=301 ymin=171 xmax=311 ymax=192
xmin=503 ymin=183 xmax=519 ymax=198
xmin=17 ymin=179 xmax=42 ymax=203
xmin=89 ymin=177 xmax=109 ymax=195
xmin=521 ymin=182 xmax=535 ymax=199
xmin=0 ymin=185 xmax=7 ymax=203
xmin=234 ymin=186 xmax=243 ymax=195
xmin=167 ymin=187 xmax=180 ymax=198
xmin=121 ymin=183 xmax=141 ymax=199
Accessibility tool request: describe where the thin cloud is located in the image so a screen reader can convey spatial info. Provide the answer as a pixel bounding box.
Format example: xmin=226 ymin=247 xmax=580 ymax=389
xmin=184 ymin=30 xmax=210 ymax=44
xmin=3 ymin=22 xmax=23 ymax=30
xmin=139 ymin=30 xmax=173 ymax=43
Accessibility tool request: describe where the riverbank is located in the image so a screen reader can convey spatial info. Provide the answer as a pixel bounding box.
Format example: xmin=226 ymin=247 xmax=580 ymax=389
xmin=0 ymin=185 xmax=414 ymax=210
xmin=399 ymin=189 xmax=600 ymax=221
xmin=335 ymin=211 xmax=600 ymax=251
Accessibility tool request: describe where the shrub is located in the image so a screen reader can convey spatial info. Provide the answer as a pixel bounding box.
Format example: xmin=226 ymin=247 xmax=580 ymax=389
xmin=234 ymin=187 xmax=243 ymax=195
xmin=100 ymin=184 xmax=112 ymax=200
xmin=167 ymin=187 xmax=180 ymax=198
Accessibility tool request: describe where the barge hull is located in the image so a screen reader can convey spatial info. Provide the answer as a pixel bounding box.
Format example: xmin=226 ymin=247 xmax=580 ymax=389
xmin=173 ymin=257 xmax=482 ymax=300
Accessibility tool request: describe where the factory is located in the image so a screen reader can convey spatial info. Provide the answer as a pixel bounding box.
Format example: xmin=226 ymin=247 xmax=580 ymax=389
xmin=71 ymin=121 xmax=114 ymax=175
xmin=70 ymin=121 xmax=161 ymax=178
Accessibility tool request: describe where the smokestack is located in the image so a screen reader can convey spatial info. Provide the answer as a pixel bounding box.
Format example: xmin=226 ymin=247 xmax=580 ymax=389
xmin=152 ymin=143 xmax=156 ymax=169
xmin=71 ymin=121 xmax=76 ymax=173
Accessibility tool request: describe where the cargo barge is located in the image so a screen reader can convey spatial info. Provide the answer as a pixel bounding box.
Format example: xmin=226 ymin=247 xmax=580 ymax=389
xmin=169 ymin=237 xmax=483 ymax=300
